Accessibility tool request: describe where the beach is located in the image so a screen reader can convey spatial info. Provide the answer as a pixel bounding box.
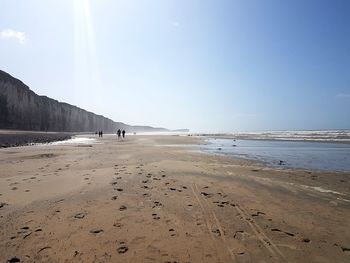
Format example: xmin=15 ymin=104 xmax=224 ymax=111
xmin=0 ymin=135 xmax=349 ymax=263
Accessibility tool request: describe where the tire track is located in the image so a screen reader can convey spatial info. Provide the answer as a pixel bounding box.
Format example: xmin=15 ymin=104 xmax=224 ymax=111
xmin=219 ymin=188 xmax=286 ymax=261
xmin=191 ymin=184 xmax=237 ymax=262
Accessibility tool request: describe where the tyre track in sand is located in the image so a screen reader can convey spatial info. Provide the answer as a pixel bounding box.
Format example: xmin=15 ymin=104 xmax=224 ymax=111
xmin=191 ymin=183 xmax=238 ymax=263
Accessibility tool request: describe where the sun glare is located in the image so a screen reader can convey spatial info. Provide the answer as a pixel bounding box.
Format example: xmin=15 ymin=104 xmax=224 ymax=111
xmin=73 ymin=0 xmax=101 ymax=102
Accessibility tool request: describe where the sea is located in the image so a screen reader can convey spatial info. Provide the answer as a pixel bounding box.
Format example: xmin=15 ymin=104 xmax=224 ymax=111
xmin=199 ymin=130 xmax=350 ymax=172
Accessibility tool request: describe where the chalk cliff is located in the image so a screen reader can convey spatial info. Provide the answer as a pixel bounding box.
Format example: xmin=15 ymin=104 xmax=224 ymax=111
xmin=0 ymin=70 xmax=176 ymax=133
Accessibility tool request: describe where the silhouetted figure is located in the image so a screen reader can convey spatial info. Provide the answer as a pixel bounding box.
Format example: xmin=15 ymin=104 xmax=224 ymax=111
xmin=117 ymin=129 xmax=121 ymax=140
xmin=122 ymin=130 xmax=125 ymax=139
xmin=101 ymin=131 xmax=103 ymax=137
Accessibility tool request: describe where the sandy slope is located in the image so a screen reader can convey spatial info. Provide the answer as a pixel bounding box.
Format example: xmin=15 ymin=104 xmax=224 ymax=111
xmin=0 ymin=135 xmax=349 ymax=263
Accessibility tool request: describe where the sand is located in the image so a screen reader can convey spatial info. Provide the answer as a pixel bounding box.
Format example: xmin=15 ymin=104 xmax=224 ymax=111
xmin=0 ymin=134 xmax=349 ymax=263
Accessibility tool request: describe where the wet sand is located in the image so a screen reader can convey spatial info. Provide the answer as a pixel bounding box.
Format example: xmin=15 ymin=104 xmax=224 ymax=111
xmin=0 ymin=135 xmax=349 ymax=262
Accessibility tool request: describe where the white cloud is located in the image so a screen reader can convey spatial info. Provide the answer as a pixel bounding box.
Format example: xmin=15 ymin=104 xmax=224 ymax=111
xmin=1 ymin=29 xmax=26 ymax=44
xmin=335 ymin=93 xmax=350 ymax=99
xmin=171 ymin=21 xmax=180 ymax=27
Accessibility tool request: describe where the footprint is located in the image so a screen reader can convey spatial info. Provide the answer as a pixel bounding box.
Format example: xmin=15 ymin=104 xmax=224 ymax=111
xmin=111 ymin=196 xmax=118 ymax=200
xmin=90 ymin=229 xmax=103 ymax=234
xmin=11 ymin=187 xmax=18 ymax=191
xmin=234 ymin=230 xmax=250 ymax=240
xmin=7 ymin=257 xmax=21 ymax=262
xmin=152 ymin=213 xmax=160 ymax=220
xmin=74 ymin=213 xmax=86 ymax=219
xmin=302 ymin=238 xmax=311 ymax=243
xmin=271 ymin=228 xmax=294 ymax=237
xmin=115 ymin=188 xmax=123 ymax=192
xmin=0 ymin=202 xmax=8 ymax=208
xmin=152 ymin=201 xmax=163 ymax=208
xmin=200 ymin=192 xmax=213 ymax=198
xmin=113 ymin=222 xmax=123 ymax=228
xmin=117 ymin=242 xmax=129 ymax=254
xmin=119 ymin=205 xmax=127 ymax=211
xmin=169 ymin=229 xmax=176 ymax=237
xmin=212 ymin=229 xmax=221 ymax=236
xmin=251 ymin=211 xmax=265 ymax=217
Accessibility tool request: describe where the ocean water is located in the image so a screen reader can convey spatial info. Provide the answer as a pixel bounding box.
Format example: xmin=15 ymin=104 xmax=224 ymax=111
xmin=226 ymin=130 xmax=350 ymax=142
xmin=201 ymin=139 xmax=350 ymax=172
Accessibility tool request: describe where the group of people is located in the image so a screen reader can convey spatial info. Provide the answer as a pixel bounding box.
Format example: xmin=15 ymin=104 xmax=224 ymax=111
xmin=117 ymin=129 xmax=126 ymax=139
xmin=95 ymin=129 xmax=126 ymax=139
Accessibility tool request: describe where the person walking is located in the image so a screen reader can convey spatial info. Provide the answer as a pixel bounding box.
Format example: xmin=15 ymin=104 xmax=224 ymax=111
xmin=122 ymin=130 xmax=125 ymax=139
xmin=117 ymin=129 xmax=121 ymax=140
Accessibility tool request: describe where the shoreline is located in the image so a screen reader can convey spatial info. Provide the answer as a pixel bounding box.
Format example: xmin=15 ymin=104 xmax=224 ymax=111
xmin=196 ymin=134 xmax=350 ymax=144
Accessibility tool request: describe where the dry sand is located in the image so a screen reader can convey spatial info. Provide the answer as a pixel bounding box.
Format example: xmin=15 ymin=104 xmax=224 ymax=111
xmin=0 ymin=135 xmax=349 ymax=263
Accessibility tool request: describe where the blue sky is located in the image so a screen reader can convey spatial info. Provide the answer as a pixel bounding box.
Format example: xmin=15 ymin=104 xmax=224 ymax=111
xmin=1 ymin=0 xmax=349 ymax=132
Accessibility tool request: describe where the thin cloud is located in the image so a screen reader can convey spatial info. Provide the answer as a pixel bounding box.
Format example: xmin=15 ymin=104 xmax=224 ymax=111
xmin=335 ymin=93 xmax=350 ymax=99
xmin=1 ymin=29 xmax=26 ymax=44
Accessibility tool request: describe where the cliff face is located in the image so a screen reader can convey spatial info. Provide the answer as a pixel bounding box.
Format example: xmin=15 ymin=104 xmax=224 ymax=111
xmin=0 ymin=70 xmax=170 ymax=133
xmin=0 ymin=70 xmax=117 ymax=132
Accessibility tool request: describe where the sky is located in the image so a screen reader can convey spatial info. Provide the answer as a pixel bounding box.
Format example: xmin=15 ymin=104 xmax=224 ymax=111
xmin=0 ymin=0 xmax=349 ymax=132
